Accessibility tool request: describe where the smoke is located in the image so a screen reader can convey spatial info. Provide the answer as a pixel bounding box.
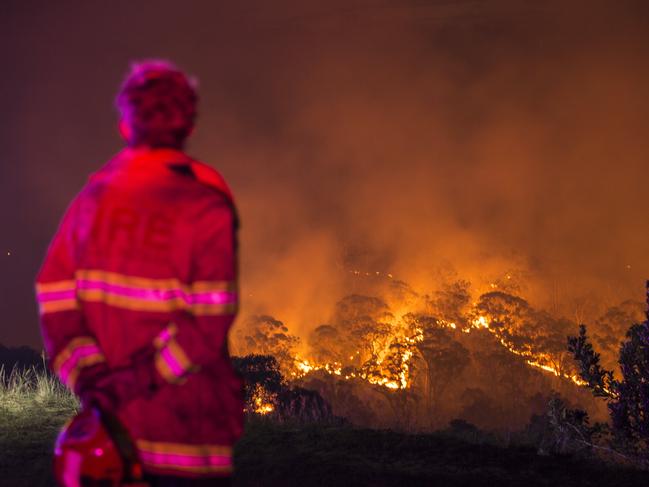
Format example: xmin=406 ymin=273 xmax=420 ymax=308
xmin=4 ymin=0 xmax=649 ymax=348
xmin=196 ymin=1 xmax=649 ymax=336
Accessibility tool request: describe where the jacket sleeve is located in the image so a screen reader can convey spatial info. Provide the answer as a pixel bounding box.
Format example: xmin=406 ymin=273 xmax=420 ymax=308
xmin=35 ymin=197 xmax=108 ymax=393
xmin=150 ymin=194 xmax=238 ymax=385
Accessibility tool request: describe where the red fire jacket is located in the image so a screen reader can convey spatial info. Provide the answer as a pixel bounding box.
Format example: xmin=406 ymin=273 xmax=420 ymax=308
xmin=35 ymin=147 xmax=244 ymax=477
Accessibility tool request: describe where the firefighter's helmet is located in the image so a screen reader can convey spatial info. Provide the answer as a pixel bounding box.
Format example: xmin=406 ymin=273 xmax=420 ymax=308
xmin=54 ymin=407 xmax=145 ymax=486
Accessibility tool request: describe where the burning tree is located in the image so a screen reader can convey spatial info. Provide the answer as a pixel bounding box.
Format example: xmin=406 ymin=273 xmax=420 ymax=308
xmin=308 ymin=324 xmax=345 ymax=364
xmin=429 ymin=279 xmax=471 ymax=329
xmin=530 ymin=313 xmax=576 ymax=380
xmin=474 ymin=291 xmax=534 ymax=347
xmin=305 ymin=295 xmax=394 ymax=373
xmin=403 ymin=313 xmax=470 ymax=424
xmin=232 ymin=354 xmax=283 ymax=415
xmin=329 ymin=294 xmax=393 ymax=365
xmin=360 ymin=340 xmax=420 ymax=428
xmin=474 ymin=291 xmax=578 ymax=382
xmin=233 ymin=354 xmax=333 ymax=421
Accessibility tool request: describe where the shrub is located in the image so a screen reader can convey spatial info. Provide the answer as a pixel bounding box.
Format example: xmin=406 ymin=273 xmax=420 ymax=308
xmin=567 ymin=288 xmax=649 ymax=465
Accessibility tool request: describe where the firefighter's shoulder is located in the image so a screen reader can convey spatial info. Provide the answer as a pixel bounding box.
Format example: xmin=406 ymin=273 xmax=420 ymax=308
xmin=186 ymin=159 xmax=240 ymax=230
xmin=187 ymin=159 xmax=235 ymax=205
xmin=85 ymin=156 xmax=121 ymax=191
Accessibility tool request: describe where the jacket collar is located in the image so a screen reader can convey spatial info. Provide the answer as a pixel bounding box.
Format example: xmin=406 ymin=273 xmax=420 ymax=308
xmin=96 ymin=147 xmax=235 ymax=207
xmin=112 ymin=147 xmax=194 ymax=168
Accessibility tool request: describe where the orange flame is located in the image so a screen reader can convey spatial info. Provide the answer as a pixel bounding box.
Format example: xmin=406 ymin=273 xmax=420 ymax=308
xmin=250 ymin=384 xmax=275 ymax=415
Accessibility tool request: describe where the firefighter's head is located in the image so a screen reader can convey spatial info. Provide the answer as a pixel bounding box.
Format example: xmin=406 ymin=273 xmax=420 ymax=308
xmin=116 ymin=60 xmax=198 ymax=150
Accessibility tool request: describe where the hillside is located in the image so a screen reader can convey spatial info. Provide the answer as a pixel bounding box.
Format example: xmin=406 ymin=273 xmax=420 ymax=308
xmin=3 ymin=414 xmax=649 ymax=487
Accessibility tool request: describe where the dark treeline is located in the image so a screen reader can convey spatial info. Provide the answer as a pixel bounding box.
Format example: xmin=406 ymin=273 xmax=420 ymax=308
xmin=0 ymin=344 xmax=43 ymax=372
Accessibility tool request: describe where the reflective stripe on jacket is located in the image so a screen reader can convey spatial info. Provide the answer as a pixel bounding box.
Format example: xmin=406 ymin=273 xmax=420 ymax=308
xmin=35 ymin=147 xmax=244 ymax=477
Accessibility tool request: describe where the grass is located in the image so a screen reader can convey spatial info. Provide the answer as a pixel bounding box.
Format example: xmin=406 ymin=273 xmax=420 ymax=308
xmin=1 ymin=367 xmax=649 ymax=486
xmin=0 ymin=366 xmax=78 ymax=487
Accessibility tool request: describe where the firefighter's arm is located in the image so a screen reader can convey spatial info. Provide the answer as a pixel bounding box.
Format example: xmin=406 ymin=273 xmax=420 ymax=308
xmin=149 ymin=194 xmax=238 ymax=385
xmin=35 ymin=197 xmax=109 ymax=394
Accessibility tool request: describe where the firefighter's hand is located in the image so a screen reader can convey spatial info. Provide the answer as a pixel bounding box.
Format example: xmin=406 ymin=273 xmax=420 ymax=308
xmin=80 ymin=365 xmax=157 ymax=412
xmin=79 ymin=382 xmax=119 ymax=413
xmin=77 ymin=349 xmax=163 ymax=413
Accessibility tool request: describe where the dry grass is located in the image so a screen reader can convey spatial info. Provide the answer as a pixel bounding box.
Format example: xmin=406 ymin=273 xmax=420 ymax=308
xmin=0 ymin=366 xmax=77 ymax=486
xmin=0 ymin=365 xmax=77 ymax=412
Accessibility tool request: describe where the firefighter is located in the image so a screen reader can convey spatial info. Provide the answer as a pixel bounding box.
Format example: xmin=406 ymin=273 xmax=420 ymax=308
xmin=35 ymin=60 xmax=243 ymax=486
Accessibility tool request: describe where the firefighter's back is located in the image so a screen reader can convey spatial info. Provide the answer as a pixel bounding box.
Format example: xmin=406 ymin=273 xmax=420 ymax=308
xmin=74 ymin=148 xmax=243 ymax=476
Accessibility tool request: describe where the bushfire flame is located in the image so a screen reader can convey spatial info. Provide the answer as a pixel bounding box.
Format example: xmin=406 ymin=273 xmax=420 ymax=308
xmin=250 ymin=384 xmax=275 ymax=415
xmin=288 ymin=273 xmax=588 ymax=392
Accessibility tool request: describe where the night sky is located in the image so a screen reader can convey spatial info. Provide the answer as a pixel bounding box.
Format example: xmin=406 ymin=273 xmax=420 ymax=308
xmin=2 ymin=1 xmax=649 ymax=349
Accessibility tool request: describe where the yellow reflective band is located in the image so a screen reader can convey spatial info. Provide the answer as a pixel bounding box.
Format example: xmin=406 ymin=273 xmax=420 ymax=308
xmin=78 ymin=289 xmax=185 ymax=312
xmin=166 ymin=340 xmax=193 ymax=371
xmin=136 ymin=440 xmax=232 ymax=456
xmin=35 ymin=280 xmax=76 ymax=293
xmin=76 ymin=269 xmax=180 ymax=291
xmin=74 ymin=269 xmax=237 ymax=316
xmin=75 ymin=269 xmax=236 ymax=296
xmin=39 ymin=299 xmax=79 ymax=314
xmin=136 ymin=439 xmax=233 ymax=474
xmin=52 ymin=336 xmax=105 ymax=390
xmin=192 ymin=302 xmax=238 ymax=316
xmin=153 ymin=322 xmax=179 ymax=349
xmin=154 ymin=337 xmax=198 ymax=385
xmin=52 ymin=337 xmax=101 ymax=373
xmin=36 ymin=279 xmax=78 ymax=315
xmin=154 ymin=353 xmax=187 ymax=385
